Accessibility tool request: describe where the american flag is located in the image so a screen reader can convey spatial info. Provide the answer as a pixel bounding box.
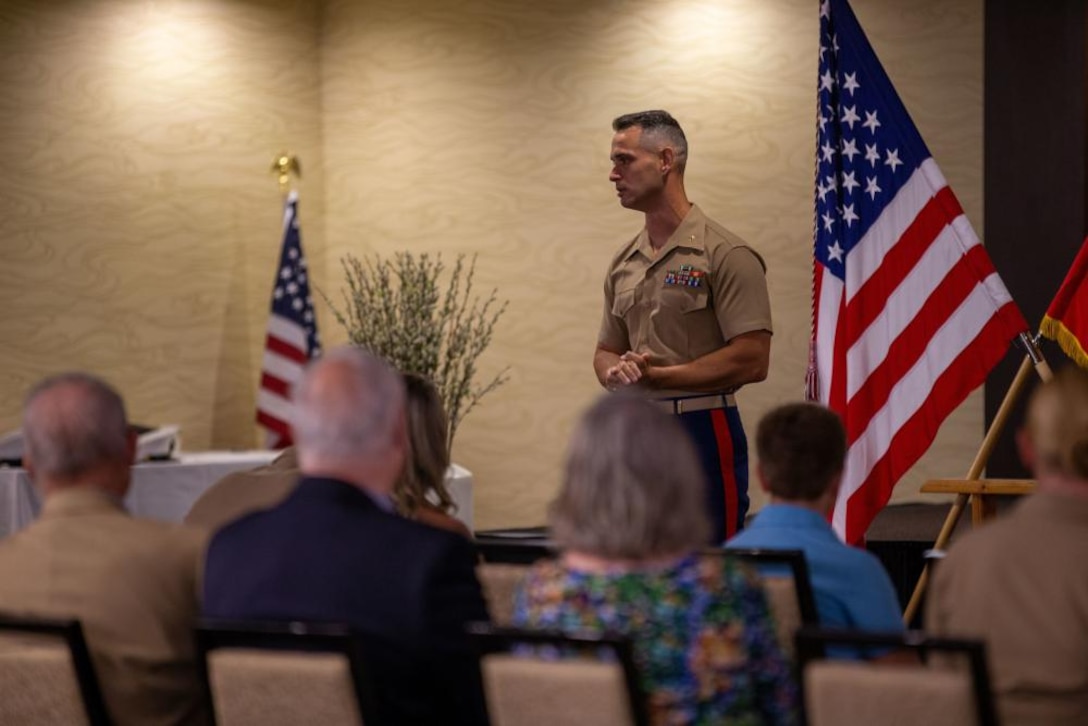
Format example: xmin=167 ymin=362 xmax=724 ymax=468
xmin=810 ymin=0 xmax=1027 ymax=544
xmin=256 ymin=190 xmax=321 ymax=448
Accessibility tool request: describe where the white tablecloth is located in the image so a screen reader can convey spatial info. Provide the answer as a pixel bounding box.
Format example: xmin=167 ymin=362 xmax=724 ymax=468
xmin=0 ymin=453 xmax=474 ymax=537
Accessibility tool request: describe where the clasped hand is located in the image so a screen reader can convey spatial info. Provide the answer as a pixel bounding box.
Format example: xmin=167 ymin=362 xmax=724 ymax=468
xmin=605 ymin=351 xmax=651 ymax=390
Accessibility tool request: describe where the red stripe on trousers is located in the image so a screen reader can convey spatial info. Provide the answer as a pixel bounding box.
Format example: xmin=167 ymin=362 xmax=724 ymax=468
xmin=711 ymin=409 xmax=738 ymax=539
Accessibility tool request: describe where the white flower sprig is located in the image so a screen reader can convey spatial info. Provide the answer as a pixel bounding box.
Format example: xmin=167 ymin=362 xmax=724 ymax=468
xmin=324 ymin=252 xmax=509 ymax=450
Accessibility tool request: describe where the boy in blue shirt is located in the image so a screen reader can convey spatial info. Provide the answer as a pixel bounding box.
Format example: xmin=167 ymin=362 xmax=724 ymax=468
xmin=727 ymin=402 xmax=903 ymax=634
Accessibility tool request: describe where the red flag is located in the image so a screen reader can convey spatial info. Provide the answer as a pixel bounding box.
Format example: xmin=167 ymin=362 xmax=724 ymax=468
xmin=256 ymin=190 xmax=321 ymax=448
xmin=811 ymin=0 xmax=1028 ymax=544
xmin=1040 ymin=238 xmax=1088 ymax=369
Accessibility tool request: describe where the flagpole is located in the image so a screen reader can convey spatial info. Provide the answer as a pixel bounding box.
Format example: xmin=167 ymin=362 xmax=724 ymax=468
xmin=256 ymin=152 xmax=317 ymax=450
xmin=903 ymin=333 xmax=1053 ymax=624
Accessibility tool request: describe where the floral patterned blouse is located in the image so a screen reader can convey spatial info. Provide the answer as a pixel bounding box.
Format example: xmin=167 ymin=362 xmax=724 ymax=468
xmin=512 ymin=552 xmax=797 ymax=726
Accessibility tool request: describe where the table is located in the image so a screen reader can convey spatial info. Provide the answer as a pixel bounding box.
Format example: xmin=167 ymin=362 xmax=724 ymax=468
xmin=919 ymin=478 xmax=1037 ymax=526
xmin=0 ymin=453 xmax=474 ymax=537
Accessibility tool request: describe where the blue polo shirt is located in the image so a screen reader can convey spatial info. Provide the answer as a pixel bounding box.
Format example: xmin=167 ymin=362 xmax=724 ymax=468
xmin=726 ymin=504 xmax=904 ymax=632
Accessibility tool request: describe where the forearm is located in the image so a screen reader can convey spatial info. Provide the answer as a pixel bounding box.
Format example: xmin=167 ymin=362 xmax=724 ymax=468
xmin=644 ymin=332 xmax=770 ymax=393
xmin=593 ymin=346 xmax=623 ymax=388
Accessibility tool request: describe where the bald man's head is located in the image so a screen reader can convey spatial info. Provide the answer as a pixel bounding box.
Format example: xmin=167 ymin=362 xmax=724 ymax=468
xmin=23 ymin=373 xmax=134 ymax=492
xmin=291 ymin=348 xmax=407 ymax=487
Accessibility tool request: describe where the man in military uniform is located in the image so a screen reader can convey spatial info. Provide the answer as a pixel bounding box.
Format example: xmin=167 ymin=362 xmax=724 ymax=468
xmin=594 ymin=110 xmax=772 ymax=541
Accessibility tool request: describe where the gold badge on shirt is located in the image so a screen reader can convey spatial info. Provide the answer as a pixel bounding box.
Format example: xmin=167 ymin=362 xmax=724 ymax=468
xmin=664 ymin=264 xmax=705 ymax=288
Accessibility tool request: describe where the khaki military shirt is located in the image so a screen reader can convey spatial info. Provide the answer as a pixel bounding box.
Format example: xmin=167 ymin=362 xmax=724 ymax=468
xmin=598 ymin=204 xmax=772 ymax=382
xmin=185 ymin=447 xmax=299 ymax=532
xmin=927 ymin=492 xmax=1088 ymax=726
xmin=0 ymin=488 xmax=208 ymax=726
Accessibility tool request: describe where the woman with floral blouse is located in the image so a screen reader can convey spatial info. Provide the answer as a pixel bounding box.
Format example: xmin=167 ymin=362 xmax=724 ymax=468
xmin=513 ymin=394 xmax=797 ymax=725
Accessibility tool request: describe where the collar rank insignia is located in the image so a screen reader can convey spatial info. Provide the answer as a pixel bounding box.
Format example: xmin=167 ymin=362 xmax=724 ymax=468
xmin=664 ymin=264 xmax=705 ymax=288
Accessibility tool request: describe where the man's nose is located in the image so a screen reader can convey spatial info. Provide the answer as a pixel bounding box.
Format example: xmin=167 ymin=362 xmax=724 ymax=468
xmin=609 ymin=167 xmax=621 ymax=181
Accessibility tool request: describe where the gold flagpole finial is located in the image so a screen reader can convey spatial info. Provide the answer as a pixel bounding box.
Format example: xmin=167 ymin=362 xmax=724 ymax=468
xmin=271 ymin=153 xmax=302 ymax=194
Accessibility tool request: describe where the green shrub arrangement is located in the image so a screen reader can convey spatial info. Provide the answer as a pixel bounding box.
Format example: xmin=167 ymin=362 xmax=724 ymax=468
xmin=326 ymin=252 xmax=509 ymax=449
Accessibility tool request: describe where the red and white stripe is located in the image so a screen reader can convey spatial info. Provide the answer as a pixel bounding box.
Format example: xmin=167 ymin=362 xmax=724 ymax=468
xmin=256 ymin=314 xmax=308 ymax=448
xmin=814 ymin=159 xmax=1026 ymax=544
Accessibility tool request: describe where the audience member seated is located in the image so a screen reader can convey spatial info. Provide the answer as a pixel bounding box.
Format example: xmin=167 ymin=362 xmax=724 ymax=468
xmin=0 ymin=373 xmax=208 ymax=726
xmin=726 ymin=402 xmax=903 ymax=636
xmin=395 ymin=372 xmax=472 ymax=539
xmin=202 ymin=347 xmax=490 ymax=726
xmin=185 ymin=372 xmax=471 ymax=538
xmin=927 ymin=366 xmax=1088 ymax=726
xmin=513 ymin=393 xmax=797 ymax=725
xmin=184 ymin=447 xmax=299 ymax=531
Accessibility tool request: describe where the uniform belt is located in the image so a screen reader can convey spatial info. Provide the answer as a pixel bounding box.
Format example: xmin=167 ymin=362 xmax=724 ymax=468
xmin=654 ymin=393 xmax=736 ymax=415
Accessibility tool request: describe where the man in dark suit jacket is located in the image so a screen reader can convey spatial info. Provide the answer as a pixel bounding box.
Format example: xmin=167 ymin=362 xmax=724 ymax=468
xmin=202 ymin=347 xmax=490 ymax=725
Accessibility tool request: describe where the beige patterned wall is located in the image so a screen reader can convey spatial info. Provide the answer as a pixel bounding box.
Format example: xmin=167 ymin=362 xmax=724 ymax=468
xmin=320 ymin=0 xmax=982 ymax=528
xmin=0 ymin=0 xmax=325 ymax=450
xmin=1 ymin=0 xmax=980 ymax=531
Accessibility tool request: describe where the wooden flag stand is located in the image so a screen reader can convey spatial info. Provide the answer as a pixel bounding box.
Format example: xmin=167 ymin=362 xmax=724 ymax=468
xmin=902 ymin=333 xmax=1053 ymax=624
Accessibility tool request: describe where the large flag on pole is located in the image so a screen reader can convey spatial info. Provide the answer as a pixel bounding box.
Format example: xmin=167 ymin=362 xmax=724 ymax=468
xmin=1040 ymin=238 xmax=1088 ymax=369
xmin=810 ymin=0 xmax=1028 ymax=544
xmin=256 ymin=190 xmax=321 ymax=448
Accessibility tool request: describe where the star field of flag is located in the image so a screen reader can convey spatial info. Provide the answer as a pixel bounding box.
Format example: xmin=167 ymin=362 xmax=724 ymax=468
xmin=271 ymin=195 xmax=320 ymax=357
xmin=814 ymin=0 xmax=930 ymax=279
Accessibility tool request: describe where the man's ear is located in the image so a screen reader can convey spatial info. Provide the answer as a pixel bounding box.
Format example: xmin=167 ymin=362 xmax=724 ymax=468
xmin=1016 ymin=427 xmax=1035 ymax=471
xmin=755 ymin=462 xmax=773 ymax=494
xmin=826 ymin=470 xmax=843 ymax=501
xmin=124 ymin=429 xmax=138 ymax=466
xmin=392 ymin=410 xmax=410 ymax=460
xmin=22 ymin=447 xmax=35 ymax=480
xmin=660 ymin=147 xmax=675 ymax=175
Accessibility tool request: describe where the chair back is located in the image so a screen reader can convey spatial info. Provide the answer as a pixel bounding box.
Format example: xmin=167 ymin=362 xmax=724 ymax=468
xmin=722 ymin=548 xmax=819 ymax=658
xmin=196 ymin=620 xmax=380 ymax=726
xmin=795 ymin=627 xmax=998 ymax=726
xmin=469 ymin=623 xmax=649 ymax=726
xmin=0 ymin=612 xmax=111 ymax=726
xmin=477 ymin=563 xmax=533 ymax=625
xmin=475 ymin=539 xmax=554 ymax=625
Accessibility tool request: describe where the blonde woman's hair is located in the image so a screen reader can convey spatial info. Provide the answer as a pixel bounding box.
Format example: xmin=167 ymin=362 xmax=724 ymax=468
xmin=549 ymin=393 xmax=710 ymax=559
xmin=395 ymin=373 xmax=456 ymax=516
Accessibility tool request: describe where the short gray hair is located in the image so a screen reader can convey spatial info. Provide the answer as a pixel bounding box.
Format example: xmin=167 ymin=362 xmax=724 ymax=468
xmin=1027 ymin=365 xmax=1088 ymax=479
xmin=23 ymin=372 xmax=130 ymax=479
xmin=550 ymin=393 xmax=710 ymax=558
xmin=612 ymin=109 xmax=689 ymax=173
xmin=291 ymin=347 xmax=406 ymax=461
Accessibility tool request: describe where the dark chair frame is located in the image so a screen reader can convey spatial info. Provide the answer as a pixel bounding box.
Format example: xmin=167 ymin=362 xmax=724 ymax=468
xmin=0 ymin=612 xmax=112 ymax=726
xmin=794 ymin=626 xmax=999 ymax=726
xmin=718 ymin=547 xmax=820 ymax=629
xmin=195 ymin=619 xmax=382 ymax=726
xmin=474 ymin=536 xmax=554 ymax=565
xmin=467 ymin=622 xmax=651 ymax=726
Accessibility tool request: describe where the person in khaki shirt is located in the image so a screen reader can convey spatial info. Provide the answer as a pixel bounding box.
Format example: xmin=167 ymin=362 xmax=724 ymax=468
xmin=0 ymin=373 xmax=208 ymax=726
xmin=184 ymin=446 xmax=299 ymax=532
xmin=927 ymin=366 xmax=1088 ymax=726
xmin=594 ymin=109 xmax=773 ymax=542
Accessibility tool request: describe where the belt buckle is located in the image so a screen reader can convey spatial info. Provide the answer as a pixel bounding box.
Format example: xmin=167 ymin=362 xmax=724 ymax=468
xmin=676 ymin=394 xmax=716 ymax=415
